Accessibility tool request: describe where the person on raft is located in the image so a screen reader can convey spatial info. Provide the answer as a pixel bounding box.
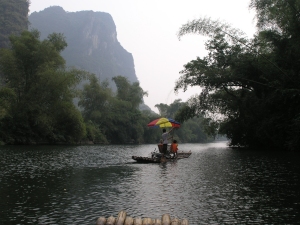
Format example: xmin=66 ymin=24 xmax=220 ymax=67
xmin=158 ymin=139 xmax=163 ymax=153
xmin=171 ymin=139 xmax=178 ymax=158
xmin=161 ymin=127 xmax=174 ymax=155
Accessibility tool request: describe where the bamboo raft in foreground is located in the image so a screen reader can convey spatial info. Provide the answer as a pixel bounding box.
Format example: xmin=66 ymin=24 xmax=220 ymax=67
xmin=96 ymin=210 xmax=189 ymax=225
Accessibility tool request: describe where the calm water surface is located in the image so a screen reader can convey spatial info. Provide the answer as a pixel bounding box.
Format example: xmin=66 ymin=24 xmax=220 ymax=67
xmin=0 ymin=142 xmax=300 ymax=225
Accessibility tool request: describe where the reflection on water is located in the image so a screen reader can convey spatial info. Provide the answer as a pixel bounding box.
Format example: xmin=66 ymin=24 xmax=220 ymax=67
xmin=0 ymin=142 xmax=299 ymax=224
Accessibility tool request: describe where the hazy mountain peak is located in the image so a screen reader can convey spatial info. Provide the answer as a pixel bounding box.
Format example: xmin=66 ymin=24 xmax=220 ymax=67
xmin=29 ymin=6 xmax=138 ymax=84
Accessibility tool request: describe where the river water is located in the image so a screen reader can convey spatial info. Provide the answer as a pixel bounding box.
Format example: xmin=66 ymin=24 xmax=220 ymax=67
xmin=0 ymin=142 xmax=299 ymax=225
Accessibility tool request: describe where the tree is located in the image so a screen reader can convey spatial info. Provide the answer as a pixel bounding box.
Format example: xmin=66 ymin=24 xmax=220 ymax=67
xmin=78 ymin=74 xmax=112 ymax=143
xmin=155 ymin=99 xmax=185 ymax=118
xmin=112 ymin=76 xmax=148 ymax=109
xmin=107 ymin=76 xmax=148 ymax=143
xmin=249 ymin=0 xmax=300 ymax=151
xmin=79 ymin=75 xmax=148 ymax=144
xmin=174 ymin=1 xmax=300 ymax=151
xmin=0 ymin=30 xmax=87 ymax=144
xmin=154 ymin=99 xmax=214 ymax=143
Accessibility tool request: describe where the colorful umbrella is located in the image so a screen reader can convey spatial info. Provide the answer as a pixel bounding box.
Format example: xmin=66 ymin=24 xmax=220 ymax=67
xmin=147 ymin=117 xmax=180 ymax=128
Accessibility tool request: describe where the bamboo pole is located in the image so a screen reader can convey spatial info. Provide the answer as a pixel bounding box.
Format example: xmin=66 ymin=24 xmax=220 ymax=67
xmin=153 ymin=219 xmax=162 ymax=225
xmin=134 ymin=217 xmax=142 ymax=225
xmin=142 ymin=218 xmax=153 ymax=225
xmin=181 ymin=219 xmax=189 ymax=225
xmin=161 ymin=214 xmax=171 ymax=225
xmin=96 ymin=217 xmax=106 ymax=225
xmin=96 ymin=211 xmax=188 ymax=225
xmin=170 ymin=218 xmax=180 ymax=225
xmin=106 ymin=216 xmax=116 ymax=225
xmin=124 ymin=216 xmax=134 ymax=225
xmin=116 ymin=211 xmax=127 ymax=225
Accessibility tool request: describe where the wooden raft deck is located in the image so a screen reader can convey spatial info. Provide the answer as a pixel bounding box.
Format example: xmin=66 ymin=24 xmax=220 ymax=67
xmin=132 ymin=151 xmax=192 ymax=163
xmin=96 ymin=210 xmax=189 ymax=225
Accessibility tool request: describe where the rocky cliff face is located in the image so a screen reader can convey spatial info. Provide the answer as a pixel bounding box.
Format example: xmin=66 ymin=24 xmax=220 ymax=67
xmin=29 ymin=6 xmax=138 ymax=85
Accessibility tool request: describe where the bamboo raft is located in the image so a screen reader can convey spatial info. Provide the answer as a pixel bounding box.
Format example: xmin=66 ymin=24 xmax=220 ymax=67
xmin=96 ymin=210 xmax=189 ymax=225
xmin=132 ymin=151 xmax=192 ymax=163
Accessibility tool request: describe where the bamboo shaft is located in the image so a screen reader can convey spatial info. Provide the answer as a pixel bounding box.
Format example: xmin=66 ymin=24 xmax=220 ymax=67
xmin=96 ymin=211 xmax=188 ymax=225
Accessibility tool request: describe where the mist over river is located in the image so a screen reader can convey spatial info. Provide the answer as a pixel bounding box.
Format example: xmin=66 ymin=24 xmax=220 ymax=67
xmin=0 ymin=142 xmax=299 ymax=224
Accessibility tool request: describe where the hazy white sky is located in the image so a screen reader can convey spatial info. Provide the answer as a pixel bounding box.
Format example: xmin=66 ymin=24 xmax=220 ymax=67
xmin=29 ymin=0 xmax=257 ymax=113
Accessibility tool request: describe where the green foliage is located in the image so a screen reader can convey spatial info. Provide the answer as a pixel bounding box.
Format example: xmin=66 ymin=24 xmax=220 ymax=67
xmin=79 ymin=74 xmax=149 ymax=144
xmin=175 ymin=0 xmax=300 ymax=151
xmin=78 ymin=74 xmax=214 ymax=145
xmin=0 ymin=0 xmax=29 ymax=48
xmin=0 ymin=3 xmax=223 ymax=145
xmin=112 ymin=76 xmax=148 ymax=109
xmin=249 ymin=0 xmax=300 ymax=35
xmin=154 ymin=99 xmax=215 ymax=143
xmin=0 ymin=30 xmax=86 ymax=144
xmin=85 ymin=121 xmax=108 ymax=144
xmin=0 ymin=87 xmax=16 ymax=118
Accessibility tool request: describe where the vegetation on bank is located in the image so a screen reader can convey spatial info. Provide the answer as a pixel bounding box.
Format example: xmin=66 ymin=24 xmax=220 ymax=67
xmin=174 ymin=0 xmax=300 ymax=151
xmin=1 ymin=0 xmax=299 ymax=151
xmin=0 ymin=30 xmax=214 ymax=145
xmin=0 ymin=30 xmax=87 ymax=144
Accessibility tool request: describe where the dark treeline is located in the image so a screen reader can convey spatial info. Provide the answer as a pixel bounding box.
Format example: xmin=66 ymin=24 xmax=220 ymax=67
xmin=0 ymin=30 xmax=214 ymax=145
xmin=2 ymin=0 xmax=299 ymax=151
xmin=0 ymin=0 xmax=215 ymax=145
xmin=175 ymin=0 xmax=300 ymax=151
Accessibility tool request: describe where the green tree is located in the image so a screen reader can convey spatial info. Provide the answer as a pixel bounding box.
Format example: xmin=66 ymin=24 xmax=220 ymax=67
xmin=0 ymin=0 xmax=29 ymax=49
xmin=155 ymin=99 xmax=186 ymax=118
xmin=108 ymin=76 xmax=148 ymax=143
xmin=154 ymin=103 xmax=169 ymax=117
xmin=112 ymin=76 xmax=148 ymax=109
xmin=154 ymin=99 xmax=213 ymax=143
xmin=78 ymin=74 xmax=112 ymax=143
xmin=0 ymin=30 xmax=86 ymax=144
xmin=79 ymin=75 xmax=148 ymax=144
xmin=175 ymin=0 xmax=300 ymax=151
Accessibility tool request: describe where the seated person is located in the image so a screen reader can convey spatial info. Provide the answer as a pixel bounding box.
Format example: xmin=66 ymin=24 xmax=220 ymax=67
xmin=170 ymin=139 xmax=178 ymax=158
xmin=158 ymin=139 xmax=163 ymax=153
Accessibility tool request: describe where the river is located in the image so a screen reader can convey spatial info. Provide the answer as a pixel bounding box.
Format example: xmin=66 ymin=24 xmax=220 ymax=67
xmin=0 ymin=142 xmax=299 ymax=224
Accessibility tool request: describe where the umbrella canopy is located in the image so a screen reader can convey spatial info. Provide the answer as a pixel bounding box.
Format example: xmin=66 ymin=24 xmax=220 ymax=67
xmin=147 ymin=117 xmax=180 ymax=128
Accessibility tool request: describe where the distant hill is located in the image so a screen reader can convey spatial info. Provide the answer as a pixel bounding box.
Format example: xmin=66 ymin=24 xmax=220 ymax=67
xmin=29 ymin=6 xmax=138 ymax=85
xmin=28 ymin=6 xmax=154 ymax=112
xmin=0 ymin=0 xmax=29 ymax=49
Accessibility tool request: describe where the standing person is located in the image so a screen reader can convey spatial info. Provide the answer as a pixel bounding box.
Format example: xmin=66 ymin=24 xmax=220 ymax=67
xmin=162 ymin=127 xmax=174 ymax=154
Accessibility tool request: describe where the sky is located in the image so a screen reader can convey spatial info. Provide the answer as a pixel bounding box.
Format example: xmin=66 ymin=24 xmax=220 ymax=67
xmin=29 ymin=0 xmax=257 ymax=113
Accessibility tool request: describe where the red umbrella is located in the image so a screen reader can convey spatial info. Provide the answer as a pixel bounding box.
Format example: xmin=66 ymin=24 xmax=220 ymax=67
xmin=147 ymin=117 xmax=180 ymax=128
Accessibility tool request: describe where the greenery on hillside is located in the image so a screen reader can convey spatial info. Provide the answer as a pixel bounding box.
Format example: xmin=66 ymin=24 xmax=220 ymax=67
xmin=3 ymin=0 xmax=299 ymax=150
xmin=175 ymin=0 xmax=300 ymax=151
xmin=78 ymin=74 xmax=148 ymax=144
xmin=0 ymin=2 xmax=212 ymax=145
xmin=0 ymin=0 xmax=29 ymax=49
xmin=0 ymin=30 xmax=88 ymax=144
xmin=0 ymin=30 xmax=213 ymax=145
